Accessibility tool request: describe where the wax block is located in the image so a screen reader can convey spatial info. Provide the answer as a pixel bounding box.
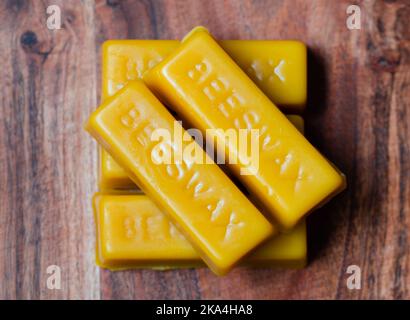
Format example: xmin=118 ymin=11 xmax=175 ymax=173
xmin=100 ymin=40 xmax=179 ymax=189
xmin=93 ymin=193 xmax=199 ymax=269
xmin=220 ymin=40 xmax=306 ymax=111
xmin=101 ymin=40 xmax=179 ymax=100
xmin=144 ymin=26 xmax=346 ymax=230
xmin=100 ymin=39 xmax=307 ymax=189
xmin=85 ymin=81 xmax=274 ymax=275
xmin=93 ymin=193 xmax=307 ymax=270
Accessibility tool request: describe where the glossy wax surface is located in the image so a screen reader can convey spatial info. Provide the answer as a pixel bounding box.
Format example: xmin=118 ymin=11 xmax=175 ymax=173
xmin=100 ymin=39 xmax=307 ymax=189
xmin=220 ymin=40 xmax=306 ymax=111
xmin=93 ymin=193 xmax=306 ymax=270
xmin=144 ymin=27 xmax=346 ymax=229
xmin=86 ymin=81 xmax=274 ymax=275
xmin=100 ymin=40 xmax=179 ymax=189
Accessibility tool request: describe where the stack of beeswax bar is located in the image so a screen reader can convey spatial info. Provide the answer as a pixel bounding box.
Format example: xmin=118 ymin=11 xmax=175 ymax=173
xmin=86 ymin=26 xmax=345 ymax=276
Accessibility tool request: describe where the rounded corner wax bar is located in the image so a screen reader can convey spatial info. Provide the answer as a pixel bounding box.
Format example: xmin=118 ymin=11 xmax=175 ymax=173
xmin=143 ymin=26 xmax=346 ymax=230
xmin=85 ymin=80 xmax=274 ymax=275
xmin=93 ymin=193 xmax=307 ymax=271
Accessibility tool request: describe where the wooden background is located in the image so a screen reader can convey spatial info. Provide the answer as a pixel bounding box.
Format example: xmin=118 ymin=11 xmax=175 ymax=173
xmin=0 ymin=0 xmax=409 ymax=300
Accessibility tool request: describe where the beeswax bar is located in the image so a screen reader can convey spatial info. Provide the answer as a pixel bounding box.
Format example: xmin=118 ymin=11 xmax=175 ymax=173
xmin=220 ymin=40 xmax=306 ymax=111
xmin=100 ymin=40 xmax=179 ymax=189
xmin=102 ymin=40 xmax=179 ymax=101
xmin=144 ymin=27 xmax=345 ymax=229
xmin=86 ymin=81 xmax=273 ymax=275
xmin=100 ymin=39 xmax=307 ymax=189
xmin=93 ymin=193 xmax=307 ymax=270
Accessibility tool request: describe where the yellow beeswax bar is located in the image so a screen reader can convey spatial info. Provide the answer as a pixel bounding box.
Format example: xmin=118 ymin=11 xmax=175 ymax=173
xmin=100 ymin=39 xmax=307 ymax=189
xmin=100 ymin=40 xmax=179 ymax=190
xmin=101 ymin=40 xmax=179 ymax=101
xmin=144 ymin=26 xmax=346 ymax=230
xmin=220 ymin=40 xmax=306 ymax=111
xmin=85 ymin=80 xmax=274 ymax=275
xmin=93 ymin=193 xmax=307 ymax=270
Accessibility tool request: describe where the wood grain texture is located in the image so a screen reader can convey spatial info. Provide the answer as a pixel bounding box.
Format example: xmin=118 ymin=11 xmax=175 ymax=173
xmin=0 ymin=0 xmax=409 ymax=299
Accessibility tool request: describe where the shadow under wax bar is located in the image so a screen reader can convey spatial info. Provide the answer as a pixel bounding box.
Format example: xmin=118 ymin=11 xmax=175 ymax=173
xmin=144 ymin=26 xmax=346 ymax=230
xmin=85 ymin=80 xmax=274 ymax=275
xmin=93 ymin=193 xmax=307 ymax=270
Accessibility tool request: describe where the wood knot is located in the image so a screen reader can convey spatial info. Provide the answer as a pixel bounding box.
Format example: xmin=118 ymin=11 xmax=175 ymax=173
xmin=20 ymin=31 xmax=38 ymax=47
xmin=370 ymin=50 xmax=401 ymax=73
xmin=106 ymin=0 xmax=120 ymax=7
xmin=20 ymin=30 xmax=53 ymax=62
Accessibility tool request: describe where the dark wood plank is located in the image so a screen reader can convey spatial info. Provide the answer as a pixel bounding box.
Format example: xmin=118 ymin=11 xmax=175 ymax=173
xmin=0 ymin=0 xmax=100 ymax=299
xmin=0 ymin=0 xmax=408 ymax=299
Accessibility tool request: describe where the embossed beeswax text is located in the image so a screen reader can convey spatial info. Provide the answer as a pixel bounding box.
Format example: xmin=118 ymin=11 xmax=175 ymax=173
xmin=124 ymin=54 xmax=163 ymax=81
xmin=123 ymin=213 xmax=184 ymax=241
xmin=248 ymin=59 xmax=286 ymax=83
xmin=119 ymin=103 xmax=244 ymax=242
xmin=108 ymin=53 xmax=165 ymax=96
xmin=186 ymin=59 xmax=306 ymax=192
